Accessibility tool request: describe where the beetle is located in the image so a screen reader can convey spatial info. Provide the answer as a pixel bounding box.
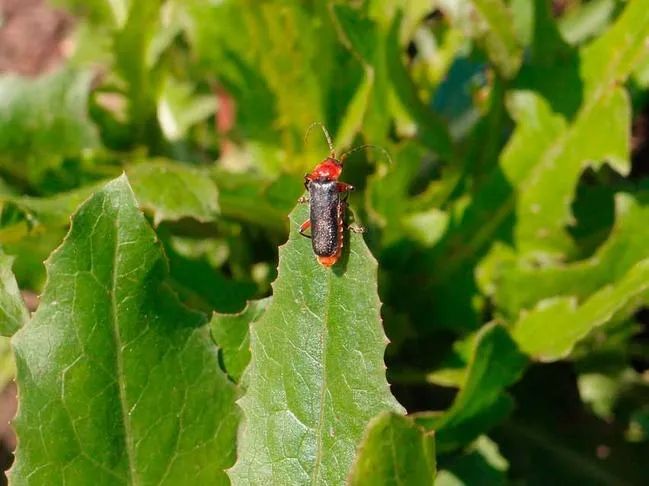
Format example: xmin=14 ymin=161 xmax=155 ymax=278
xmin=298 ymin=123 xmax=388 ymax=267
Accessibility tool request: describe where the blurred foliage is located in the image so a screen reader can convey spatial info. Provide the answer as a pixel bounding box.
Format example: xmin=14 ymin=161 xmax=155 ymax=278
xmin=1 ymin=0 xmax=649 ymax=484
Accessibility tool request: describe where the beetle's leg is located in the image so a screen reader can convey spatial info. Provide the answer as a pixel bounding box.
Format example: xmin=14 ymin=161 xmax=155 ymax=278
xmin=299 ymin=220 xmax=312 ymax=239
xmin=298 ymin=176 xmax=312 ymax=203
xmin=337 ymin=182 xmax=355 ymax=201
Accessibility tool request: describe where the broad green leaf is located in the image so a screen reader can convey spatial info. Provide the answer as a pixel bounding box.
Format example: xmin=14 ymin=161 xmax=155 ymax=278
xmin=10 ymin=176 xmax=239 ymax=485
xmin=429 ymin=324 xmax=527 ymax=452
xmin=494 ymin=193 xmax=649 ymax=317
xmin=229 ymin=203 xmax=404 ymax=485
xmin=438 ymin=0 xmax=523 ymax=78
xmin=210 ymin=298 xmax=270 ymax=384
xmin=513 ymin=258 xmax=649 ymax=361
xmin=0 ymin=253 xmax=29 ymax=337
xmin=126 ymin=160 xmax=220 ymax=225
xmin=0 ymin=68 xmax=100 ymax=184
xmin=348 ymin=412 xmax=436 ymax=486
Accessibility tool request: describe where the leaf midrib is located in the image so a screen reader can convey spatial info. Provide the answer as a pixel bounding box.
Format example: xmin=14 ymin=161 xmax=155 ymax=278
xmin=109 ymin=211 xmax=139 ymax=485
xmin=310 ymin=266 xmax=333 ymax=485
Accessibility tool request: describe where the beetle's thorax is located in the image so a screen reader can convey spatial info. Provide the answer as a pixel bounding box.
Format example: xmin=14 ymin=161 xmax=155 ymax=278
xmin=308 ymin=157 xmax=342 ymax=181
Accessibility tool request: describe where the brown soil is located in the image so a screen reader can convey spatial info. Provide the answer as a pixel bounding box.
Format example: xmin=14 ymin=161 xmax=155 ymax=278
xmin=0 ymin=0 xmax=73 ymax=76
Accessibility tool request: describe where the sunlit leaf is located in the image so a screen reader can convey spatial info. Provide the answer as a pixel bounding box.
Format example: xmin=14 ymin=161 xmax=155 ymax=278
xmin=126 ymin=160 xmax=220 ymax=225
xmin=348 ymin=412 xmax=436 ymax=485
xmin=229 ymin=203 xmax=404 ymax=485
xmin=513 ymin=258 xmax=649 ymax=361
xmin=11 ymin=176 xmax=239 ymax=484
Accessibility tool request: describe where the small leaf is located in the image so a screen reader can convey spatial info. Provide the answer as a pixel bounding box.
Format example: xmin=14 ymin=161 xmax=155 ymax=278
xmin=11 ymin=176 xmax=239 ymax=484
xmin=348 ymin=412 xmax=436 ymax=486
xmin=0 ymin=252 xmax=29 ymax=337
xmin=229 ymin=203 xmax=404 ymax=485
xmin=430 ymin=324 xmax=527 ymax=452
xmin=210 ymin=298 xmax=271 ymax=383
xmin=513 ymin=258 xmax=649 ymax=361
xmin=126 ymin=160 xmax=220 ymax=225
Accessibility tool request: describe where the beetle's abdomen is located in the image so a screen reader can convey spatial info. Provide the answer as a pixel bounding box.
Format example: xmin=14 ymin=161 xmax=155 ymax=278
xmin=308 ymin=179 xmax=341 ymax=257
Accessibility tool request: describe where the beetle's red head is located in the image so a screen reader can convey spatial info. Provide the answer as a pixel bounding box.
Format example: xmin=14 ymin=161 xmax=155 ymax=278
xmin=307 ymin=157 xmax=343 ymax=181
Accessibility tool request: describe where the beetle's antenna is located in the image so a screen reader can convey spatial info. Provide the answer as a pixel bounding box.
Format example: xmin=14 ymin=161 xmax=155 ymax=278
xmin=305 ymin=122 xmax=335 ymax=157
xmin=340 ymin=144 xmax=393 ymax=166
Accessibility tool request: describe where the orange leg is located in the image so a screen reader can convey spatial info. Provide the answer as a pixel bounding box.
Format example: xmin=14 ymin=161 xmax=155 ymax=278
xmin=299 ymin=219 xmax=312 ymax=239
xmin=337 ymin=182 xmax=354 ymax=201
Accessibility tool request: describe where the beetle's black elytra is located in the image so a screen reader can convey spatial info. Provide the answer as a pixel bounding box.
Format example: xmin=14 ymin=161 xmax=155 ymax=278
xmin=308 ymin=179 xmax=341 ymax=257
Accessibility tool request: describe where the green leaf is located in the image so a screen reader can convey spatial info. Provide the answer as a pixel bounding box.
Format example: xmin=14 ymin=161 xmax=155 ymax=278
xmin=439 ymin=0 xmax=523 ymax=78
xmin=229 ymin=203 xmax=404 ymax=485
xmin=214 ymin=170 xmax=301 ymax=232
xmin=558 ymin=0 xmax=617 ymax=45
xmin=1 ymin=161 xmax=221 ymax=244
xmin=0 ymin=68 xmax=100 ymax=184
xmin=0 ymin=336 xmax=16 ymax=389
xmin=210 ymin=298 xmax=270 ymax=384
xmin=494 ymin=193 xmax=649 ymax=317
xmin=429 ymin=324 xmax=527 ymax=452
xmin=0 ymin=183 xmax=105 ymax=244
xmin=436 ymin=436 xmax=509 ymax=486
xmin=0 ymin=253 xmax=29 ymax=337
xmin=10 ymin=176 xmax=239 ymax=484
xmin=435 ymin=0 xmax=649 ymax=276
xmin=513 ymin=258 xmax=649 ymax=361
xmin=348 ymin=412 xmax=436 ymax=486
xmin=126 ymin=160 xmax=220 ymax=225
xmin=386 ymin=12 xmax=455 ymax=159
xmin=508 ymin=87 xmax=629 ymax=256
